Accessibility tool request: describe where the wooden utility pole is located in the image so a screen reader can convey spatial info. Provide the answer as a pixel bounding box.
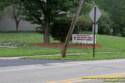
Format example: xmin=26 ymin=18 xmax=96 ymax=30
xmin=61 ymin=0 xmax=85 ymax=58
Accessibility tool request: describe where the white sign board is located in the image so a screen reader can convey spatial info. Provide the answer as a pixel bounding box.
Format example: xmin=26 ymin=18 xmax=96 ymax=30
xmin=89 ymin=5 xmax=102 ymax=22
xmin=72 ymin=34 xmax=96 ymax=44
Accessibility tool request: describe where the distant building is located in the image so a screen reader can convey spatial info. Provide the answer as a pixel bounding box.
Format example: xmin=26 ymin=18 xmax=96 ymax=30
xmin=0 ymin=6 xmax=37 ymax=32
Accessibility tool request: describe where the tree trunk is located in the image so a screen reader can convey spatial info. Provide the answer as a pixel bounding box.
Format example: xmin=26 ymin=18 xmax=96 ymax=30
xmin=43 ymin=23 xmax=50 ymax=44
xmin=16 ymin=21 xmax=20 ymax=32
xmin=13 ymin=5 xmax=20 ymax=32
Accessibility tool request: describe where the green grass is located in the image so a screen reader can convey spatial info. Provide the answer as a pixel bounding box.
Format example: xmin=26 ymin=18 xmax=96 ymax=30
xmin=0 ymin=32 xmax=61 ymax=57
xmin=25 ymin=53 xmax=125 ymax=61
xmin=0 ymin=32 xmax=125 ymax=61
xmin=95 ymin=35 xmax=125 ymax=57
xmin=25 ymin=34 xmax=125 ymax=60
xmin=97 ymin=35 xmax=125 ymax=50
xmin=0 ymin=32 xmax=42 ymax=43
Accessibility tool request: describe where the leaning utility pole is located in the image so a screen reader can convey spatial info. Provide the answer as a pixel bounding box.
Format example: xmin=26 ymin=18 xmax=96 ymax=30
xmin=61 ymin=0 xmax=85 ymax=58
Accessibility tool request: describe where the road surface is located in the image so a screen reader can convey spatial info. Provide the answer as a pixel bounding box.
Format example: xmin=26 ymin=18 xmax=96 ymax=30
xmin=0 ymin=59 xmax=125 ymax=83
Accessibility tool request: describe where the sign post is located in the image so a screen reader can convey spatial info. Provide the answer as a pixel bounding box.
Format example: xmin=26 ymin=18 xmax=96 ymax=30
xmin=89 ymin=4 xmax=102 ymax=58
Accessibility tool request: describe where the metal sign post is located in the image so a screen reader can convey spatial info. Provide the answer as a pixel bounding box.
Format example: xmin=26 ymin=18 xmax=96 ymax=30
xmin=89 ymin=4 xmax=102 ymax=58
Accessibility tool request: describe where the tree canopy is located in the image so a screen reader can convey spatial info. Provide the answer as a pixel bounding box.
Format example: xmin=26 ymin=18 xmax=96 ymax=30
xmin=20 ymin=0 xmax=78 ymax=43
xmin=1 ymin=0 xmax=125 ymax=42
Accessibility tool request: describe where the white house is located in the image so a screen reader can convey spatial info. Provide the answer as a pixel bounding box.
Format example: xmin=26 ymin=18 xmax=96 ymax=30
xmin=0 ymin=6 xmax=37 ymax=32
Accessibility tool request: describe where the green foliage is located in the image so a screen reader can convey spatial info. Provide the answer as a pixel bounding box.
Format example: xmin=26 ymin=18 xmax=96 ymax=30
xmin=20 ymin=0 xmax=77 ymax=43
xmin=0 ymin=0 xmax=20 ymax=11
xmin=51 ymin=17 xmax=78 ymax=43
xmin=20 ymin=0 xmax=77 ymax=26
xmin=77 ymin=15 xmax=91 ymax=32
xmin=96 ymin=0 xmax=125 ymax=36
xmin=98 ymin=11 xmax=113 ymax=35
xmin=79 ymin=1 xmax=112 ymax=35
xmin=0 ymin=0 xmax=23 ymax=31
xmin=0 ymin=0 xmax=22 ymax=18
xmin=0 ymin=0 xmax=10 ymax=10
xmin=1 ymin=0 xmax=125 ymax=38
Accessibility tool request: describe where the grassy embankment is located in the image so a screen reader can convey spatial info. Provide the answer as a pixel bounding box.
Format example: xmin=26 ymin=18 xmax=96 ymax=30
xmin=0 ymin=32 xmax=125 ymax=61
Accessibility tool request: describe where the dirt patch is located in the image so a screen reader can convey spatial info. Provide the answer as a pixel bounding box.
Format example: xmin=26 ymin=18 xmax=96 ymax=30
xmin=34 ymin=43 xmax=101 ymax=49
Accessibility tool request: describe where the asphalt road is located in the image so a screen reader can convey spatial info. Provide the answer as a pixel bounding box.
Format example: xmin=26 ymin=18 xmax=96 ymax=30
xmin=0 ymin=59 xmax=125 ymax=83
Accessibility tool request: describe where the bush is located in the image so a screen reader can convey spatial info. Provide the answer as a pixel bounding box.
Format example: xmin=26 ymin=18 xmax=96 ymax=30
xmin=77 ymin=15 xmax=91 ymax=32
xmin=121 ymin=28 xmax=125 ymax=37
xmin=50 ymin=18 xmax=78 ymax=43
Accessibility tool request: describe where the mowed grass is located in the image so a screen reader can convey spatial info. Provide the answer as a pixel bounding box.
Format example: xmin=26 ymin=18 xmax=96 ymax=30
xmin=26 ymin=53 xmax=125 ymax=61
xmin=0 ymin=32 xmax=42 ymax=43
xmin=97 ymin=35 xmax=125 ymax=50
xmin=0 ymin=32 xmax=125 ymax=61
xmin=26 ymin=35 xmax=125 ymax=60
xmin=25 ymin=34 xmax=125 ymax=60
xmin=0 ymin=32 xmax=60 ymax=57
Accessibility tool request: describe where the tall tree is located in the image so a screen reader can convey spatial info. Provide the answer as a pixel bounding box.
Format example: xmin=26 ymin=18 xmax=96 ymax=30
xmin=20 ymin=0 xmax=77 ymax=44
xmin=0 ymin=0 xmax=10 ymax=15
xmin=96 ymin=0 xmax=125 ymax=36
xmin=12 ymin=0 xmax=22 ymax=32
xmin=0 ymin=0 xmax=23 ymax=31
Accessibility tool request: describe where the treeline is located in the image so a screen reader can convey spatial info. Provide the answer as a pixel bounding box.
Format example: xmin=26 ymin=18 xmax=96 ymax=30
xmin=96 ymin=0 xmax=125 ymax=36
xmin=0 ymin=0 xmax=125 ymax=43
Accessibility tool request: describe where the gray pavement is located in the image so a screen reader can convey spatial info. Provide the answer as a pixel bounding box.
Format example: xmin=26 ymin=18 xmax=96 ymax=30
xmin=0 ymin=59 xmax=125 ymax=83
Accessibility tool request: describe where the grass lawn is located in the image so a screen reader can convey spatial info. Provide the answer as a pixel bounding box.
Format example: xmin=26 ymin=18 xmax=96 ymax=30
xmin=0 ymin=32 xmax=60 ymax=57
xmin=0 ymin=32 xmax=125 ymax=61
xmin=25 ymin=53 xmax=125 ymax=61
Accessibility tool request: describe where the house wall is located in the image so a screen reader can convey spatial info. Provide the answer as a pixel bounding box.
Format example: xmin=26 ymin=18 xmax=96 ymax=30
xmin=0 ymin=17 xmax=36 ymax=32
xmin=0 ymin=6 xmax=37 ymax=32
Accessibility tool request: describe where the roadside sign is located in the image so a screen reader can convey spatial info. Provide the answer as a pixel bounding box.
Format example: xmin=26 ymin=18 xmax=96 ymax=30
xmin=89 ymin=4 xmax=102 ymax=58
xmin=72 ymin=34 xmax=96 ymax=44
xmin=89 ymin=5 xmax=102 ymax=22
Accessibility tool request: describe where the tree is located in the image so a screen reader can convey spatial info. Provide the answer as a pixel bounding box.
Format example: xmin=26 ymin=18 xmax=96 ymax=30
xmin=96 ymin=0 xmax=125 ymax=36
xmin=51 ymin=17 xmax=79 ymax=43
xmin=98 ymin=11 xmax=113 ymax=35
xmin=12 ymin=0 xmax=23 ymax=32
xmin=0 ymin=0 xmax=10 ymax=10
xmin=0 ymin=0 xmax=10 ymax=16
xmin=78 ymin=1 xmax=112 ymax=35
xmin=20 ymin=0 xmax=77 ymax=44
xmin=0 ymin=0 xmax=23 ymax=32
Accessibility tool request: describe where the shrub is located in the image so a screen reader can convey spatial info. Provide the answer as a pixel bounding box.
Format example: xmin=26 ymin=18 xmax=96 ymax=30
xmin=50 ymin=18 xmax=78 ymax=43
